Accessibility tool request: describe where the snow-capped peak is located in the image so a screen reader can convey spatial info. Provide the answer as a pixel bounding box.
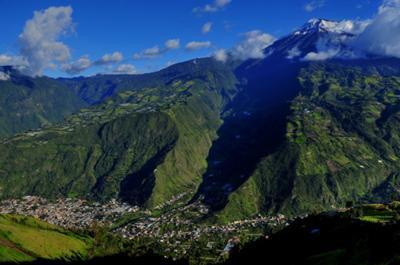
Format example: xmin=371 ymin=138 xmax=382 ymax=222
xmin=295 ymin=18 xmax=368 ymax=36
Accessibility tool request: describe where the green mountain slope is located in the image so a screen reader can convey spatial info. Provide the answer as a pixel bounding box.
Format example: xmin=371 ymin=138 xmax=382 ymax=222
xmin=4 ymin=55 xmax=400 ymax=222
xmin=0 ymin=66 xmax=87 ymax=137
xmin=0 ymin=59 xmax=238 ymax=206
xmin=0 ymin=214 xmax=91 ymax=263
xmin=219 ymin=59 xmax=400 ymax=220
xmin=0 ymin=59 xmax=234 ymax=138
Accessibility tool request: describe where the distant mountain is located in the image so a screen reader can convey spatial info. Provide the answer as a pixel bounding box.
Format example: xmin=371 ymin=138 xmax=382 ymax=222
xmin=1 ymin=19 xmax=400 ymax=223
xmin=263 ymin=18 xmax=362 ymax=60
xmin=0 ymin=66 xmax=87 ymax=137
xmin=0 ymin=59 xmax=237 ymax=136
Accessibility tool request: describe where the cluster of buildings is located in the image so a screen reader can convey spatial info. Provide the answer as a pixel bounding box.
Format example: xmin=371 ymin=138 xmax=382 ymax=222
xmin=0 ymin=195 xmax=291 ymax=258
xmin=0 ymin=196 xmax=139 ymax=228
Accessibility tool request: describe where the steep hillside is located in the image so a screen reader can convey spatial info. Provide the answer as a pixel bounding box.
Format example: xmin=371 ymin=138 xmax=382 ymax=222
xmin=3 ymin=19 xmax=400 ymax=222
xmin=0 ymin=58 xmax=238 ymax=206
xmin=0 ymin=214 xmax=91 ymax=263
xmin=0 ymin=59 xmax=235 ymax=137
xmin=0 ymin=66 xmax=87 ymax=137
xmin=218 ymin=58 xmax=400 ymax=220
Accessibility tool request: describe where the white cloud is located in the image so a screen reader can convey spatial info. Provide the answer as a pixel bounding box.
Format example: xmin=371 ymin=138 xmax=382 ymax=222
xmin=0 ymin=54 xmax=29 ymax=69
xmin=202 ymin=22 xmax=213 ymax=34
xmin=231 ymin=30 xmax=275 ymax=60
xmin=286 ymin=47 xmax=302 ymax=59
xmin=0 ymin=54 xmax=15 ymax=65
xmin=318 ymin=19 xmax=371 ymax=34
xmin=0 ymin=72 xmax=10 ymax=81
xmin=165 ymin=39 xmax=180 ymax=50
xmin=303 ymin=49 xmax=339 ymax=61
xmin=134 ymin=38 xmax=180 ymax=60
xmin=133 ymin=46 xmax=161 ymax=59
xmin=213 ymin=49 xmax=228 ymax=62
xmin=304 ymin=0 xmax=326 ymax=12
xmin=194 ymin=0 xmax=232 ymax=13
xmin=18 ymin=6 xmax=74 ymax=76
xmin=297 ymin=19 xmax=371 ymax=61
xmin=352 ymin=0 xmax=400 ymax=58
xmin=113 ymin=64 xmax=136 ymax=74
xmin=61 ymin=55 xmax=91 ymax=75
xmin=96 ymin=51 xmax=123 ymax=65
xmin=185 ymin=41 xmax=212 ymax=51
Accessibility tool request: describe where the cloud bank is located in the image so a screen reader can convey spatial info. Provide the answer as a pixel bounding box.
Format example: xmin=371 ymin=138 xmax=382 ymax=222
xmin=301 ymin=19 xmax=372 ymax=61
xmin=19 ymin=6 xmax=74 ymax=76
xmin=302 ymin=1 xmax=400 ymax=61
xmin=0 ymin=72 xmax=10 ymax=81
xmin=0 ymin=6 xmax=131 ymax=76
xmin=213 ymin=30 xmax=275 ymax=62
xmin=353 ymin=0 xmax=400 ymax=58
xmin=213 ymin=49 xmax=228 ymax=62
xmin=231 ymin=30 xmax=275 ymax=60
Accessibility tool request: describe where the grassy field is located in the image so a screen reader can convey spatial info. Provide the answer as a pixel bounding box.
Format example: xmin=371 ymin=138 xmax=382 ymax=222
xmin=356 ymin=204 xmax=398 ymax=223
xmin=0 ymin=214 xmax=92 ymax=262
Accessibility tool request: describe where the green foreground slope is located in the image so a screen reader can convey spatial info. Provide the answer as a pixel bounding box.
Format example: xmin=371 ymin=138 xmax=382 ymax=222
xmin=0 ymin=215 xmax=91 ymax=263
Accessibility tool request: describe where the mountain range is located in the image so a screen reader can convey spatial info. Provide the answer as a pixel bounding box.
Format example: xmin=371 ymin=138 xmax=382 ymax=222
xmin=1 ymin=19 xmax=400 ymax=222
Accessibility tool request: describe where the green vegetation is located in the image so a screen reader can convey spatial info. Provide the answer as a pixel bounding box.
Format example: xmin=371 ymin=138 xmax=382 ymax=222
xmin=0 ymin=214 xmax=91 ymax=263
xmin=0 ymin=67 xmax=87 ymax=137
xmin=0 ymin=58 xmax=238 ymax=208
xmin=221 ymin=60 xmax=400 ymax=220
xmin=4 ymin=57 xmax=400 ymax=223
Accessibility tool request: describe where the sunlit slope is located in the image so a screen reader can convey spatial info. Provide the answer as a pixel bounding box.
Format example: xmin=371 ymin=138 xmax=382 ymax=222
xmin=0 ymin=59 xmax=238 ymax=207
xmin=0 ymin=215 xmax=91 ymax=263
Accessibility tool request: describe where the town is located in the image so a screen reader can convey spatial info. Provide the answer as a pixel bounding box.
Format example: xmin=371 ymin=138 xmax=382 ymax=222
xmin=0 ymin=195 xmax=293 ymax=259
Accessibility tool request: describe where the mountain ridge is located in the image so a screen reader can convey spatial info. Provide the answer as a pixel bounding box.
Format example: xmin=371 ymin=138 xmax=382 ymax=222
xmin=1 ymin=18 xmax=400 ymax=222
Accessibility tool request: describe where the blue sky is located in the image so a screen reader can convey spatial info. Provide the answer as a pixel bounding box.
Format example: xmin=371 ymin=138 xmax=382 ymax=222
xmin=0 ymin=0 xmax=382 ymax=77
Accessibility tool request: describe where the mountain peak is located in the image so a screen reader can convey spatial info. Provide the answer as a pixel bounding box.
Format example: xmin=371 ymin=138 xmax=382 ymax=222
xmin=260 ymin=18 xmax=363 ymax=61
xmin=295 ymin=18 xmax=356 ymax=36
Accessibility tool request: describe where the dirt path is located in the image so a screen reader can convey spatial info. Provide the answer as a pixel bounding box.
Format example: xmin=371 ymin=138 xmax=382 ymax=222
xmin=0 ymin=237 xmax=35 ymax=258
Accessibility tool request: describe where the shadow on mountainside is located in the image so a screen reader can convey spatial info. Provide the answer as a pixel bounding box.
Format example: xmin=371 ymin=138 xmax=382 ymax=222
xmin=223 ymin=213 xmax=400 ymax=265
xmin=191 ymin=59 xmax=306 ymax=210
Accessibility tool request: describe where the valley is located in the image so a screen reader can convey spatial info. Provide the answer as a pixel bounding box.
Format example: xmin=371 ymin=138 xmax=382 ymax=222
xmin=0 ymin=196 xmax=289 ymax=263
xmin=1 ymin=5 xmax=400 ymax=263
